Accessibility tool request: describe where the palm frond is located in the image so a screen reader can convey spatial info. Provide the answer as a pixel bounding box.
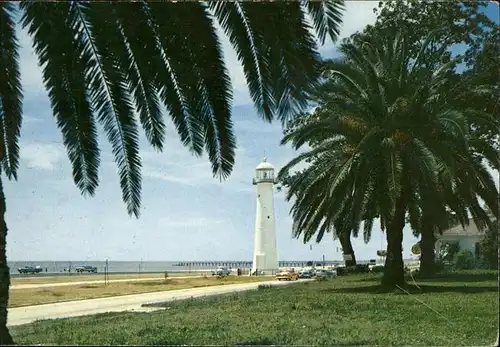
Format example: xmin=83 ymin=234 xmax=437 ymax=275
xmin=305 ymin=0 xmax=344 ymax=45
xmin=114 ymin=3 xmax=165 ymax=151
xmin=169 ymin=3 xmax=235 ymax=179
xmin=0 ymin=3 xmax=23 ymax=179
xmin=21 ymin=2 xmax=100 ymax=195
xmin=211 ymin=1 xmax=325 ymax=123
xmin=74 ymin=2 xmax=142 ymax=216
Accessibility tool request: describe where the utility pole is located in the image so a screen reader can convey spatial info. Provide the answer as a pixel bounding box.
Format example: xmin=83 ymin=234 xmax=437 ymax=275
xmin=105 ymin=258 xmax=109 ymax=286
xmin=322 ymin=254 xmax=325 ymax=269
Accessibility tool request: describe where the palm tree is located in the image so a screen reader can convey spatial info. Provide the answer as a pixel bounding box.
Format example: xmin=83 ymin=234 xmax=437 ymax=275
xmin=416 ymin=148 xmax=499 ymax=277
xmin=0 ymin=1 xmax=344 ymax=343
xmin=278 ymin=30 xmax=498 ymax=288
xmin=278 ymin=121 xmax=378 ymax=267
xmin=415 ymin=54 xmax=500 ymax=277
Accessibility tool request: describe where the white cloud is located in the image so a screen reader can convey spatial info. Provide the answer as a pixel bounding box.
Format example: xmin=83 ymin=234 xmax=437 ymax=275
xmin=141 ymin=145 xmax=255 ymax=193
xmin=20 ymin=143 xmax=64 ymax=170
xmin=337 ymin=1 xmax=379 ymax=39
xmin=234 ymin=119 xmax=279 ymax=134
xmin=17 ymin=24 xmax=45 ymax=92
xmin=158 ymin=217 xmax=224 ymax=228
xmin=22 ymin=115 xmax=43 ymax=124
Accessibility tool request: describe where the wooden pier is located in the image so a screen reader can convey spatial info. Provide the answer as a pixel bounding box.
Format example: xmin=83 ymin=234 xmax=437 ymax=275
xmin=173 ymin=260 xmax=344 ymax=269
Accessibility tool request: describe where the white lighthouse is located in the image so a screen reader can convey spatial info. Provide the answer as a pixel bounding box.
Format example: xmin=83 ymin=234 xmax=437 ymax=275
xmin=252 ymin=157 xmax=279 ymax=275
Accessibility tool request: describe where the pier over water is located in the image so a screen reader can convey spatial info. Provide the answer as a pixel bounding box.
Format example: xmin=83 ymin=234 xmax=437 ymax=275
xmin=173 ymin=260 xmax=346 ymax=269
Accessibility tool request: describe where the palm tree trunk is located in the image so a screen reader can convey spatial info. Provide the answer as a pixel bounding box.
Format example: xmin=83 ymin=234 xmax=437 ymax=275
xmin=419 ymin=225 xmax=437 ymax=278
xmin=0 ymin=176 xmax=14 ymax=344
xmin=381 ymin=195 xmax=407 ymax=289
xmin=338 ymin=230 xmax=357 ymax=266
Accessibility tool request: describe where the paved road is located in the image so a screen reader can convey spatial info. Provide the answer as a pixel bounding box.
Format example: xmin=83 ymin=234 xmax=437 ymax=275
xmin=7 ymin=279 xmax=309 ymax=327
xmin=10 ymin=276 xmax=202 ymax=290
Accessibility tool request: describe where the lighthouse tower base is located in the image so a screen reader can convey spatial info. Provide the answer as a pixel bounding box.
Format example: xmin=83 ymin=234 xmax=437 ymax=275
xmin=251 ymin=254 xmax=278 ymax=276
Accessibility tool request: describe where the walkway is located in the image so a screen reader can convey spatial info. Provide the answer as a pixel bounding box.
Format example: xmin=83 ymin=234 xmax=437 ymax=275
xmin=8 ymin=279 xmax=309 ymax=327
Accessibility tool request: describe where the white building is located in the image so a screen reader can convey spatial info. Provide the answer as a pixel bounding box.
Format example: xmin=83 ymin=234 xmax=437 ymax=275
xmin=251 ymin=157 xmax=279 ymax=275
xmin=435 ymin=218 xmax=487 ymax=257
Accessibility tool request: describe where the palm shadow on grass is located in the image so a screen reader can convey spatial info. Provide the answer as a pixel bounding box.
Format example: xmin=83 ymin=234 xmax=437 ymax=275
xmin=415 ymin=272 xmax=498 ymax=283
xmin=357 ymin=271 xmax=498 ymax=284
xmin=324 ymin=284 xmax=498 ymax=295
xmin=153 ymin=337 xmax=276 ymax=346
xmin=235 ymin=337 xmax=275 ymax=345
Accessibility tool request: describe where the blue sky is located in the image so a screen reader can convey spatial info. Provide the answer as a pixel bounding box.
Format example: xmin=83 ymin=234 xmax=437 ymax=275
xmin=5 ymin=2 xmax=499 ymax=262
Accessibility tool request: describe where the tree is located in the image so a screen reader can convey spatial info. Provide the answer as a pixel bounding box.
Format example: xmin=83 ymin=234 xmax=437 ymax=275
xmin=0 ymin=1 xmax=345 ymax=343
xmin=278 ymin=110 xmax=373 ymax=267
xmin=438 ymin=242 xmax=460 ymax=263
xmin=454 ymin=249 xmax=476 ymax=270
xmin=348 ymin=0 xmax=500 ymax=278
xmin=278 ymin=29 xmax=498 ymax=289
xmin=477 ymin=220 xmax=499 ymax=270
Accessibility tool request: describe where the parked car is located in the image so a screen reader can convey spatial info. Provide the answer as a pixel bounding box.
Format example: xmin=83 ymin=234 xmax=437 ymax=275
xmin=18 ymin=266 xmax=43 ymax=274
xmin=212 ymin=267 xmax=231 ymax=277
xmin=315 ymin=269 xmax=337 ymax=278
xmin=75 ymin=265 xmax=98 ymax=273
xmin=298 ymin=270 xmax=313 ymax=278
xmin=314 ymin=269 xmax=328 ymax=278
xmin=326 ymin=269 xmax=337 ymax=277
xmin=276 ymin=270 xmax=299 ymax=281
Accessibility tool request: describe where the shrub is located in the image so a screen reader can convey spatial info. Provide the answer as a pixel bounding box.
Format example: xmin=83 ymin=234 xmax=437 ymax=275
xmin=434 ymin=259 xmax=446 ymax=273
xmin=370 ymin=265 xmax=385 ymax=273
xmin=454 ymin=250 xmax=476 ymax=270
xmin=336 ymin=267 xmax=348 ymax=276
xmin=439 ymin=242 xmax=460 ymax=262
xmin=477 ymin=222 xmax=499 ymax=270
xmin=356 ymin=264 xmax=370 ymax=273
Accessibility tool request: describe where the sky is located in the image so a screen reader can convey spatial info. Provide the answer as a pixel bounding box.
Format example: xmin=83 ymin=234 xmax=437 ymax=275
xmin=5 ymin=2 xmax=499 ymax=262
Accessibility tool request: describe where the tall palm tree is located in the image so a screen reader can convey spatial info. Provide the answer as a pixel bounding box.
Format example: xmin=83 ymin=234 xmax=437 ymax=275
xmin=278 ymin=110 xmax=365 ymax=266
xmin=415 ymin=57 xmax=500 ymax=277
xmin=0 ymin=1 xmax=344 ymax=343
xmin=278 ymin=30 xmax=498 ymax=288
xmin=278 ymin=123 xmax=378 ymax=267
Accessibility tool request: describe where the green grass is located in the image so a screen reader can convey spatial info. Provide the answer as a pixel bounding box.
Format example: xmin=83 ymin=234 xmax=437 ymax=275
xmin=10 ymin=270 xmax=498 ymax=346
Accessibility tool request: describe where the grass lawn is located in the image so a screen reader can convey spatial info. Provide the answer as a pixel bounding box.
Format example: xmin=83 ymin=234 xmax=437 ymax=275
xmin=10 ymin=270 xmax=498 ymax=346
xmin=11 ymin=272 xmax=195 ymax=285
xmin=9 ymin=276 xmax=269 ymax=308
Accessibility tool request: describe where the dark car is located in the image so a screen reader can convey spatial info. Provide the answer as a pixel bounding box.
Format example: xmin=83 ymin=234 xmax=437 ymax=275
xmin=18 ymin=266 xmax=43 ymax=274
xmin=75 ymin=265 xmax=98 ymax=273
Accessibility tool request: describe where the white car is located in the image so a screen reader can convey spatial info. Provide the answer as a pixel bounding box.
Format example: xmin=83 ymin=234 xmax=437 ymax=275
xmin=315 ymin=269 xmax=337 ymax=277
xmin=314 ymin=269 xmax=325 ymax=277
xmin=212 ymin=267 xmax=231 ymax=276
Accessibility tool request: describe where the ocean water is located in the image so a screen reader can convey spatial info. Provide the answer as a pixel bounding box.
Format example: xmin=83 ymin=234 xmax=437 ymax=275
xmin=9 ymin=259 xmax=419 ymax=275
xmin=8 ymin=261 xmax=185 ymax=275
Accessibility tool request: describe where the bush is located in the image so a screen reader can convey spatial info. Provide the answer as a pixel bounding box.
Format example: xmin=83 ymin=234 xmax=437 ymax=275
xmin=336 ymin=267 xmax=348 ymax=276
xmin=477 ymin=222 xmax=499 ymax=270
xmin=454 ymin=250 xmax=476 ymax=270
xmin=370 ymin=265 xmax=385 ymax=273
xmin=439 ymin=242 xmax=460 ymax=262
xmin=355 ymin=264 xmax=370 ymax=273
